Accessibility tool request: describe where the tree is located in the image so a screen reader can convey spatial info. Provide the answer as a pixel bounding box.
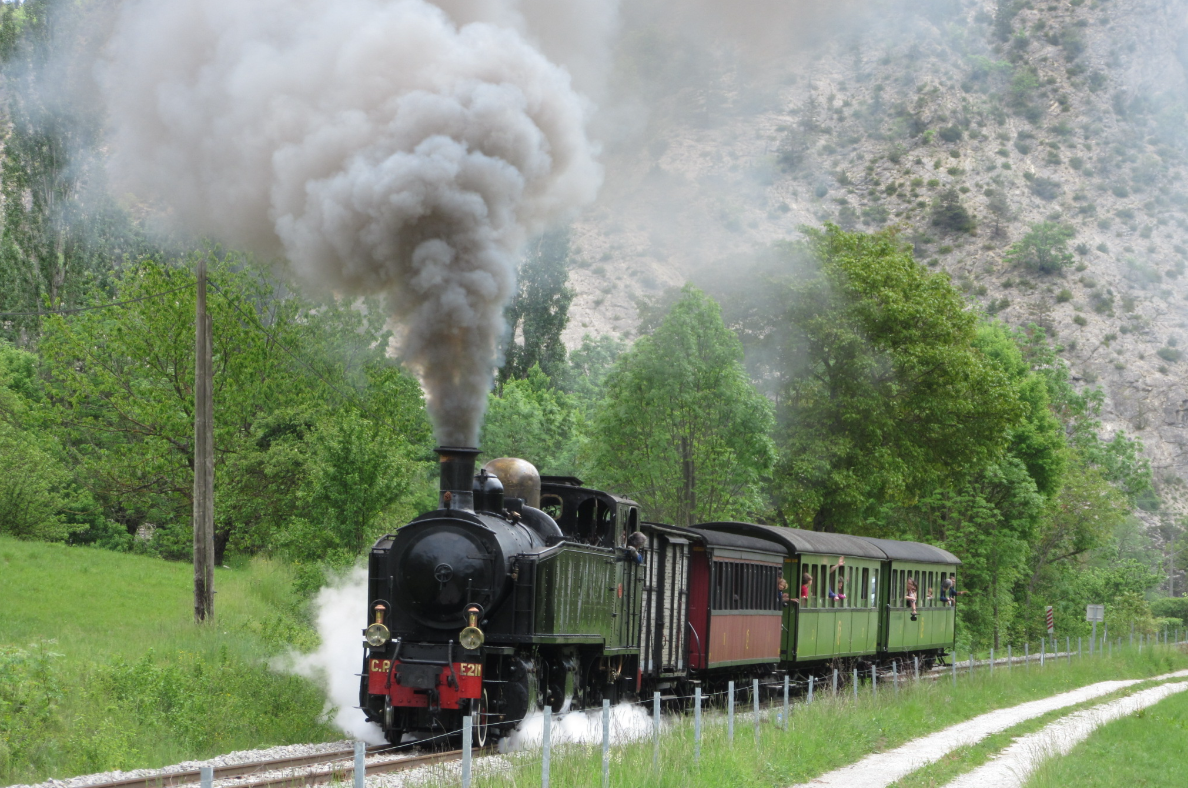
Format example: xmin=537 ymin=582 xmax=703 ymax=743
xmin=773 ymin=226 xmax=1022 ymax=531
xmin=481 ymin=365 xmax=581 ymax=476
xmin=36 ymin=255 xmax=432 ymax=562
xmin=930 ymin=188 xmax=976 ymax=233
xmin=500 ymin=228 xmax=574 ymax=384
xmin=0 ymin=1 xmax=153 ymax=341
xmin=588 ymin=286 xmax=774 ymax=527
xmin=985 ymin=189 xmax=1014 ymax=238
xmin=1006 ymin=222 xmax=1076 ymax=274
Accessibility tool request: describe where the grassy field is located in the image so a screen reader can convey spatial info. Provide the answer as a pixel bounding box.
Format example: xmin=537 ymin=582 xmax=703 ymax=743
xmin=1023 ymin=685 xmax=1188 ymax=788
xmin=450 ymin=647 xmax=1188 ymax=788
xmin=0 ymin=537 xmax=338 ymax=785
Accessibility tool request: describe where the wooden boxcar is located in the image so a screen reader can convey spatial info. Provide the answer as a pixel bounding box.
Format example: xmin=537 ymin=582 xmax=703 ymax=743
xmin=686 ymin=529 xmax=786 ymax=670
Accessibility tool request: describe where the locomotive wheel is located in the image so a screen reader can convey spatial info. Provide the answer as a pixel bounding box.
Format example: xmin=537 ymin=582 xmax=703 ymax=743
xmin=473 ymin=690 xmax=490 ymax=747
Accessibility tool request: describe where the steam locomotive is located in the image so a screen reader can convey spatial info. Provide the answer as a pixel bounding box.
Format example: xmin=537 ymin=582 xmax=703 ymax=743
xmin=359 ymin=447 xmax=960 ymax=745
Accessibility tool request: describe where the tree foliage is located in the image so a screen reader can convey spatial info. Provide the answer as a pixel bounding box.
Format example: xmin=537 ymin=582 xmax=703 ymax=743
xmin=1006 ymin=222 xmax=1076 ymax=274
xmin=33 ymin=255 xmax=433 ymax=563
xmin=481 ymin=365 xmax=581 ymax=476
xmin=773 ymin=226 xmax=1022 ymax=530
xmin=930 ymin=188 xmax=977 ymax=233
xmin=589 ymin=286 xmax=774 ymax=526
xmin=500 ymin=228 xmax=574 ymax=385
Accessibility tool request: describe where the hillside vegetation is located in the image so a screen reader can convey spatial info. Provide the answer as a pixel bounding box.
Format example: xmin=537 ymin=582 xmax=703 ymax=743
xmin=0 ymin=537 xmax=336 ymax=784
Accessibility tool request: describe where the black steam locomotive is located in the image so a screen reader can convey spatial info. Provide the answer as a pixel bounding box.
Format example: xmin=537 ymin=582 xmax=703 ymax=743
xmin=359 ymin=447 xmax=960 ymax=745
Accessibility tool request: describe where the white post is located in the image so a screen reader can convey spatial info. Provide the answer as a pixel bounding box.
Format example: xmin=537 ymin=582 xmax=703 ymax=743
xmin=542 ymin=711 xmax=551 ymax=788
xmin=602 ymin=699 xmax=610 ymax=788
xmin=354 ymin=741 xmax=365 ymax=788
xmin=893 ymin=661 xmax=899 ymax=694
xmin=990 ymin=648 xmax=994 ymax=676
xmin=914 ymin=656 xmax=919 ymax=681
xmin=1040 ymin=639 xmax=1045 ymax=668
xmin=728 ymin=680 xmax=735 ymax=742
xmin=1025 ymin=642 xmax=1030 ymax=668
xmin=783 ymin=675 xmax=789 ymax=731
xmin=872 ymin=665 xmax=877 ymax=697
xmin=653 ymin=691 xmax=660 ymax=769
xmin=853 ymin=667 xmax=858 ymax=700
xmin=461 ymin=721 xmax=471 ymax=788
xmin=752 ymin=679 xmax=760 ymax=743
xmin=832 ymin=668 xmax=839 ymax=695
xmin=1091 ymin=621 xmax=1097 ymax=655
xmin=951 ymin=656 xmax=956 ymax=686
xmin=200 ymin=767 xmax=213 ymax=788
xmin=808 ymin=675 xmax=814 ymax=704
xmin=694 ymin=688 xmax=702 ymax=762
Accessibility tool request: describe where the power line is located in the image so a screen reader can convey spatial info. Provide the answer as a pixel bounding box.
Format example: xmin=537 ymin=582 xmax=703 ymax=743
xmin=0 ymin=284 xmax=195 ymax=317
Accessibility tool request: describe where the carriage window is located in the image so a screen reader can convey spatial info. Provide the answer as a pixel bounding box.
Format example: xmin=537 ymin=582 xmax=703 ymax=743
xmin=870 ymin=569 xmax=878 ymax=608
xmin=860 ymin=568 xmax=869 ymax=609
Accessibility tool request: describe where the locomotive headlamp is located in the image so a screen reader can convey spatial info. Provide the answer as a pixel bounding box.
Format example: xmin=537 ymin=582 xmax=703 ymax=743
xmin=459 ymin=604 xmax=484 ymax=651
xmin=365 ymin=603 xmax=390 ymax=647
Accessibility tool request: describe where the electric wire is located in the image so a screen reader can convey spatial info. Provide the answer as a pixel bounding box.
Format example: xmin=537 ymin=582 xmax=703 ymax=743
xmin=0 ymin=283 xmax=196 ymax=317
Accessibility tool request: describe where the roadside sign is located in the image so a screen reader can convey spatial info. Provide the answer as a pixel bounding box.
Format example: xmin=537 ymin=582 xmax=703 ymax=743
xmin=1086 ymin=604 xmax=1105 ymax=623
xmin=1046 ymin=606 xmax=1055 ymax=635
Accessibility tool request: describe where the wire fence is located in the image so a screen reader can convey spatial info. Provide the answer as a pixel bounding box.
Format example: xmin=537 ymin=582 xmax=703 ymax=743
xmin=394 ymin=627 xmax=1188 ymax=788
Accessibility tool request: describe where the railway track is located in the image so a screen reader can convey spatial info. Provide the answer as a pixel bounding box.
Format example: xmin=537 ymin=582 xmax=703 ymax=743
xmin=85 ymin=745 xmax=471 ymax=788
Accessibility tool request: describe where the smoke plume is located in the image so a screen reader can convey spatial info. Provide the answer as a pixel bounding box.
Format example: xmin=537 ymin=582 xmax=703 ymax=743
xmin=275 ymin=567 xmax=385 ymax=743
xmin=98 ymin=0 xmax=603 ymax=445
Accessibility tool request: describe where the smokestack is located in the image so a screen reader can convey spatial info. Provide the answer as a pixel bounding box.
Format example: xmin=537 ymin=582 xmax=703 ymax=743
xmin=436 ymin=447 xmax=480 ymax=511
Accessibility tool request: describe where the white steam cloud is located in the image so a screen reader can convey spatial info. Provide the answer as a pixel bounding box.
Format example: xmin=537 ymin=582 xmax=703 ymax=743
xmin=276 ymin=567 xmax=385 ymax=744
xmin=98 ymin=0 xmax=604 ymax=445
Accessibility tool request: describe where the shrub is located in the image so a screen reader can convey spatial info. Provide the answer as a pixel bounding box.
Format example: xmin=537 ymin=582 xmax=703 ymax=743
xmin=1151 ymin=597 xmax=1188 ymax=625
xmin=939 ymin=125 xmax=963 ymax=143
xmin=1073 ymin=314 xmax=1088 ymax=326
xmin=1157 ymin=347 xmax=1183 ymax=363
xmin=1029 ymin=176 xmax=1062 ymax=201
xmin=930 ymin=188 xmax=977 ymax=233
xmin=1056 ymin=289 xmax=1073 ymax=303
xmin=1006 ymin=222 xmax=1076 ymax=274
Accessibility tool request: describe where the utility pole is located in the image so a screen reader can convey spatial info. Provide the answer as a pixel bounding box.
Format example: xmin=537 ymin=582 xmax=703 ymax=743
xmin=193 ymin=257 xmax=215 ymax=622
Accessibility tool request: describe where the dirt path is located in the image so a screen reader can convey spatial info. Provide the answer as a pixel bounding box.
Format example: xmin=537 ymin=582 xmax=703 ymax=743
xmin=789 ymin=670 xmax=1188 ymax=788
xmin=941 ymin=681 xmax=1188 ymax=788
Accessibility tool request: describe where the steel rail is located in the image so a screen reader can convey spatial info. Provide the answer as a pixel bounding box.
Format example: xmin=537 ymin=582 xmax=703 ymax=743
xmin=83 ymin=745 xmax=401 ymax=788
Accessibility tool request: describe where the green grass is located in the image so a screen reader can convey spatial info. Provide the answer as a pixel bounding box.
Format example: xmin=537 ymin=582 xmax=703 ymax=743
xmin=889 ymin=676 xmax=1178 ymax=788
xmin=448 ymin=648 xmax=1188 ymax=788
xmin=1024 ymin=686 xmax=1188 ymax=788
xmin=0 ymin=536 xmax=338 ymax=785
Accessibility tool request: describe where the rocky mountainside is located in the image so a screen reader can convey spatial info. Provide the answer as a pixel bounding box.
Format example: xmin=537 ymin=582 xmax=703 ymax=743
xmin=564 ymin=0 xmax=1188 ymax=519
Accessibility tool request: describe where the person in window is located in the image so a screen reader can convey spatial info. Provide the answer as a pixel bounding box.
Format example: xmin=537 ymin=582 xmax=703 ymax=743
xmin=926 ymin=587 xmax=934 ymax=605
xmin=945 ymin=573 xmax=967 ymax=605
xmin=905 ymin=577 xmax=919 ymax=621
xmin=623 ymin=531 xmax=646 ymax=565
xmin=800 ymin=572 xmax=812 ymax=603
xmin=777 ymin=576 xmax=792 ymax=606
xmin=827 ymin=556 xmax=846 ymax=600
xmin=940 ymin=576 xmax=954 ymax=605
